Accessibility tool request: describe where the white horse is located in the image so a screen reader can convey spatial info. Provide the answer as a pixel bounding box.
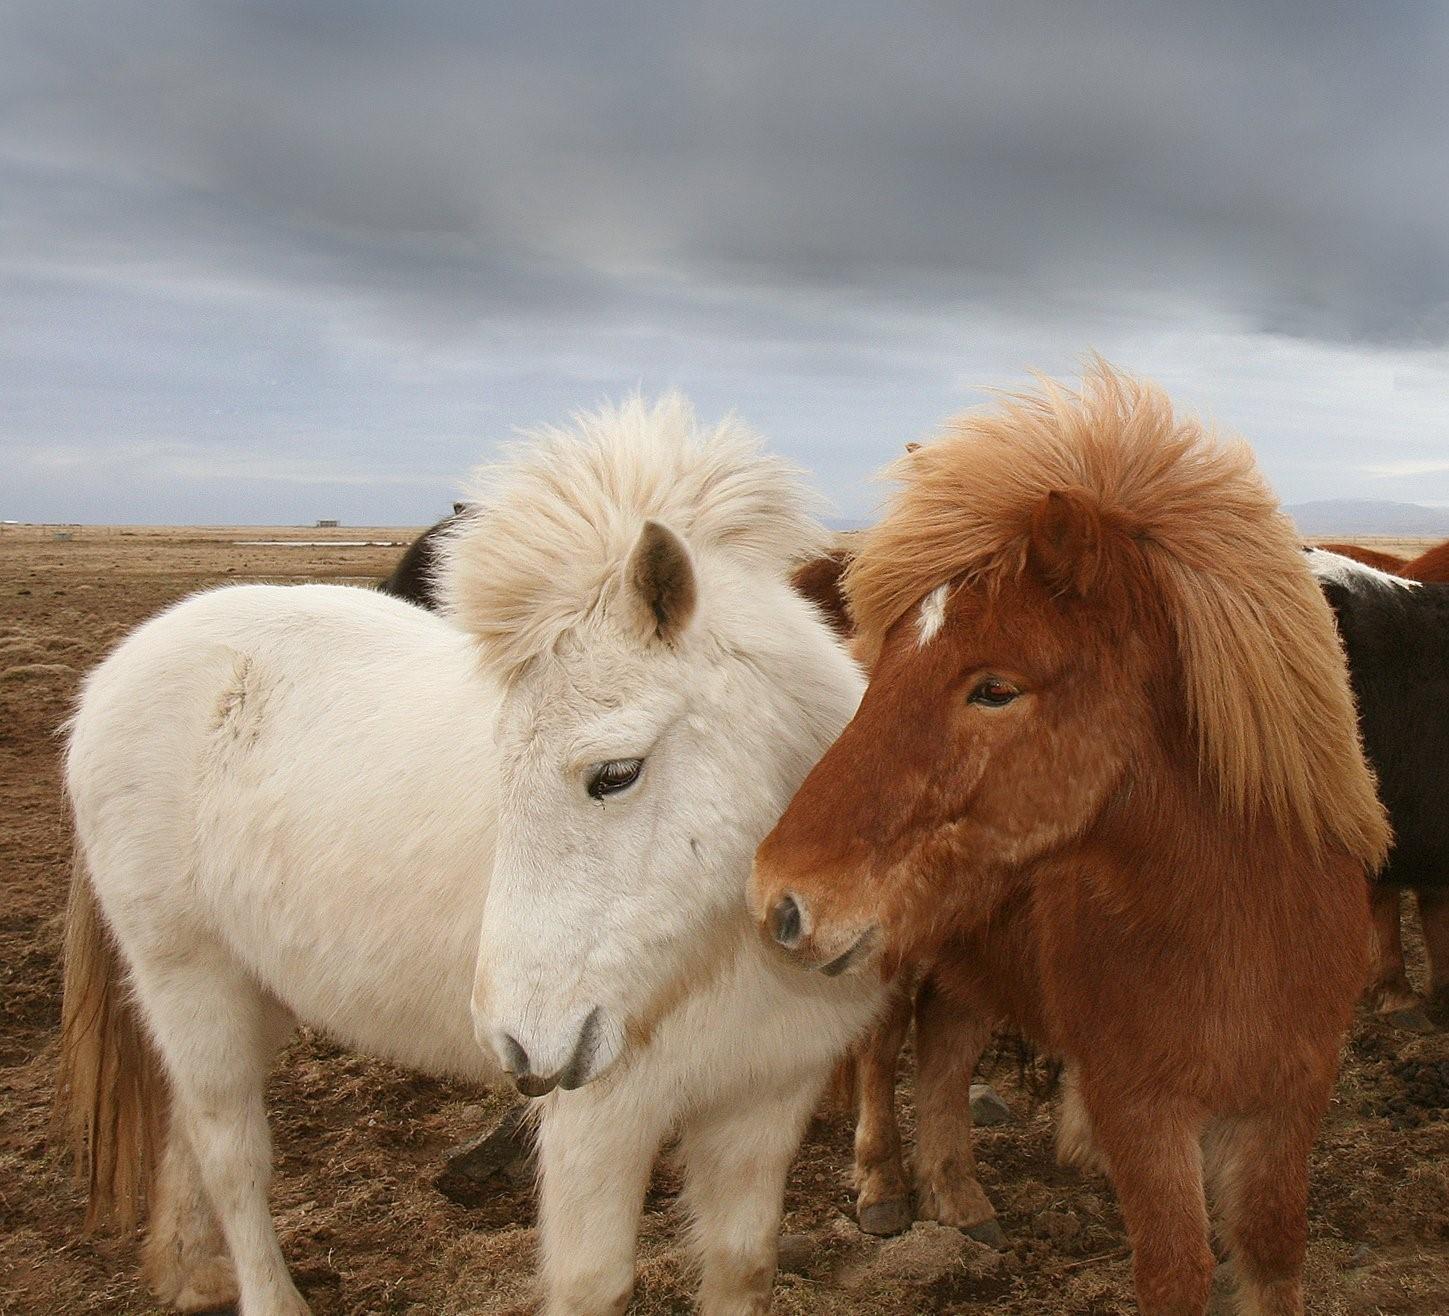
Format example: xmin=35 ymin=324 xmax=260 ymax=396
xmin=59 ymin=394 xmax=883 ymax=1316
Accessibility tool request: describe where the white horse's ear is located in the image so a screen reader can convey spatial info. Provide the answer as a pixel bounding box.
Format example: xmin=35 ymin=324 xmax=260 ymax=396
xmin=626 ymin=519 xmax=697 ymax=643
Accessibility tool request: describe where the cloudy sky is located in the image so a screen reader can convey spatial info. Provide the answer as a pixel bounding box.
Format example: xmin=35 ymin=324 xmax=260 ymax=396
xmin=4 ymin=1 xmax=1448 ymax=525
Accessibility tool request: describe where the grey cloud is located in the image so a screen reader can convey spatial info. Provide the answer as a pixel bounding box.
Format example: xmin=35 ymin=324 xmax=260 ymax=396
xmin=1 ymin=1 xmax=1447 ymax=522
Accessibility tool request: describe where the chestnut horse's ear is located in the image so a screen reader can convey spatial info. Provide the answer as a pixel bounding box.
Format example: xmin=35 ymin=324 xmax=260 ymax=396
xmin=1026 ymin=488 xmax=1110 ymax=598
xmin=625 ymin=519 xmax=697 ymax=643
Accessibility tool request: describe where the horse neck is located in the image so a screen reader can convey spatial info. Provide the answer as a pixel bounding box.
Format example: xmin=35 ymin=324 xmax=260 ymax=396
xmin=1078 ymin=754 xmax=1317 ymax=922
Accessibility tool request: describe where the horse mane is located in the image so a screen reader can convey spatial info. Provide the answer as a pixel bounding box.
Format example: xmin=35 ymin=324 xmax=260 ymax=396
xmin=844 ymin=361 xmax=1390 ymax=869
xmin=440 ymin=392 xmax=830 ymax=677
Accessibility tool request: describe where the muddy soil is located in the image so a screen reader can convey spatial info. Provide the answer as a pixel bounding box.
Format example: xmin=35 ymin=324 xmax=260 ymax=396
xmin=2 ymin=526 xmax=1445 ymax=1314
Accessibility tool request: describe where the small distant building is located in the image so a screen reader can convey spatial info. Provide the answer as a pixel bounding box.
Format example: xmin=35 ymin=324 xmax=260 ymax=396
xmin=316 ymin=518 xmax=340 ymax=528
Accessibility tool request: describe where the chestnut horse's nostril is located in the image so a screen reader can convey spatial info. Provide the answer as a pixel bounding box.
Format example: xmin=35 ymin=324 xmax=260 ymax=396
xmin=771 ymin=894 xmax=803 ymax=948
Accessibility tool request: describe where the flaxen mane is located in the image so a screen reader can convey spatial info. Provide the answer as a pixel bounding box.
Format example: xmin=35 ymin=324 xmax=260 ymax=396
xmin=440 ymin=393 xmax=829 ymax=677
xmin=845 ymin=362 xmax=1389 ymax=868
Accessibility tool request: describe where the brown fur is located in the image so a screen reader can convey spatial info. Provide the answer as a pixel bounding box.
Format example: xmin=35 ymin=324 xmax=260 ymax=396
xmin=54 ymin=849 xmax=168 ymax=1232
xmin=755 ymin=365 xmax=1387 ymax=1315
xmin=1403 ymin=537 xmax=1449 ymax=582
xmin=789 ymin=548 xmax=852 ymax=636
xmin=1315 ymin=542 xmax=1408 ymax=573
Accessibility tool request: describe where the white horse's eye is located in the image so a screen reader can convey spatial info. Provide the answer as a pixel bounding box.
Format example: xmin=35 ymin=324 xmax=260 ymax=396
xmin=588 ymin=758 xmax=643 ymax=800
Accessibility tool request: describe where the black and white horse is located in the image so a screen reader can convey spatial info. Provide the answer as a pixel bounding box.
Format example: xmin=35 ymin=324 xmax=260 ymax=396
xmin=1308 ymin=549 xmax=1449 ymax=1021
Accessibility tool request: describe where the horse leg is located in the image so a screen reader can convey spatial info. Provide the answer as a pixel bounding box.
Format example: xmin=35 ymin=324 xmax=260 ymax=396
xmin=1203 ymin=1106 xmax=1319 ymax=1316
xmin=678 ymin=1079 xmax=821 ymax=1315
xmin=852 ymin=980 xmax=913 ymax=1236
xmin=911 ymin=978 xmax=1001 ymax=1244
xmin=1366 ymin=885 xmax=1418 ymax=1013
xmin=1417 ymin=887 xmax=1449 ymax=1019
xmin=143 ymin=1124 xmax=236 ymax=1311
xmin=534 ymin=1086 xmax=670 ymax=1316
xmin=128 ymin=943 xmax=302 ymax=1315
xmin=1055 ymin=1061 xmax=1106 ymax=1175
xmin=1086 ymin=1086 xmax=1213 ymax=1316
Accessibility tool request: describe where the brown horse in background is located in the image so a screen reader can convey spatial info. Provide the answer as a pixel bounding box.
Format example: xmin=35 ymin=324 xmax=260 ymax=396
xmin=1310 ymin=536 xmax=1449 ymax=582
xmin=1404 ymin=537 xmax=1449 ymax=581
xmin=1315 ymin=542 xmax=1407 ymax=573
xmin=752 ymin=366 xmax=1389 ymax=1316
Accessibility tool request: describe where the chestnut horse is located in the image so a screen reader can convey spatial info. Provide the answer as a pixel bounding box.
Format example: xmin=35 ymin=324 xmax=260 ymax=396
xmin=1404 ymin=537 xmax=1449 ymax=582
xmin=752 ymin=366 xmax=1389 ymax=1316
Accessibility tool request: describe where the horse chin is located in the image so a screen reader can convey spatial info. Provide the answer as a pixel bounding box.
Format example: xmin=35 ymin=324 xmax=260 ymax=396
xmin=819 ymin=925 xmax=881 ymax=977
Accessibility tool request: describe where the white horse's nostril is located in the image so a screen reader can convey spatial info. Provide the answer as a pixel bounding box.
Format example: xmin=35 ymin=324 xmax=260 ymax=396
xmin=557 ymin=1007 xmax=603 ymax=1091
xmin=499 ymin=1031 xmax=530 ymax=1077
xmin=490 ymin=1008 xmax=607 ymax=1098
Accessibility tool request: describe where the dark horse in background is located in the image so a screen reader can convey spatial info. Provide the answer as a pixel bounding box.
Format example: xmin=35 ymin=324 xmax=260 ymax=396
xmin=1309 ymin=549 xmax=1449 ymax=1024
xmin=376 ymin=503 xmax=470 ymax=605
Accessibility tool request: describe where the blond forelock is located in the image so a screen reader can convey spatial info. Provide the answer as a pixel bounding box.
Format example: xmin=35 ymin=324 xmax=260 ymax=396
xmin=438 ymin=392 xmax=830 ymax=679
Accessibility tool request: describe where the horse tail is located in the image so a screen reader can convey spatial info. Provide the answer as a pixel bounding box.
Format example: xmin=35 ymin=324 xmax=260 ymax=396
xmin=54 ymin=844 xmax=168 ymax=1231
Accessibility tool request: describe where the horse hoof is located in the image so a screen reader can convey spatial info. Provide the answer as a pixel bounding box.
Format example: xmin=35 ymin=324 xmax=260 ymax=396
xmin=962 ymin=1218 xmax=1006 ymax=1249
xmin=858 ymin=1198 xmax=913 ymax=1236
xmin=1387 ymin=1007 xmax=1435 ymax=1033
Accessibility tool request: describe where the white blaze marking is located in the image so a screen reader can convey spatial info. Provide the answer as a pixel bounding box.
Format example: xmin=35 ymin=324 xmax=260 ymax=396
xmin=916 ymin=584 xmax=951 ymax=647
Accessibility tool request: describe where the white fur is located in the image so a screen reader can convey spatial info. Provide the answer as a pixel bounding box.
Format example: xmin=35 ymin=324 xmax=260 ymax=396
xmin=66 ymin=399 xmax=881 ymax=1316
xmin=915 ymin=582 xmax=951 ymax=646
xmin=1304 ymin=546 xmax=1419 ymax=594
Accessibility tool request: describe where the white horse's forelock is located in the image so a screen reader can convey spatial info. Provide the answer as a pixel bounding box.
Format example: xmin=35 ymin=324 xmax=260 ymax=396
xmin=438 ymin=392 xmax=832 ymax=678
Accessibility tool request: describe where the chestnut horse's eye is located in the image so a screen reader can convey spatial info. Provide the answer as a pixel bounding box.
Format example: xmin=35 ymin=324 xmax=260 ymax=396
xmin=588 ymin=758 xmax=643 ymax=799
xmin=968 ymin=677 xmax=1021 ymax=708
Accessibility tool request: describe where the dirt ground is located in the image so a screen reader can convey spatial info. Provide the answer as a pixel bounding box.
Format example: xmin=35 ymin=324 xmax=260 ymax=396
xmin=2 ymin=525 xmax=1446 ymax=1315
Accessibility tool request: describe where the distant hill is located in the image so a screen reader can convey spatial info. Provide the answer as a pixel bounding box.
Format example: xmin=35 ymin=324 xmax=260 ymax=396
xmin=1284 ymin=500 xmax=1449 ymax=536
